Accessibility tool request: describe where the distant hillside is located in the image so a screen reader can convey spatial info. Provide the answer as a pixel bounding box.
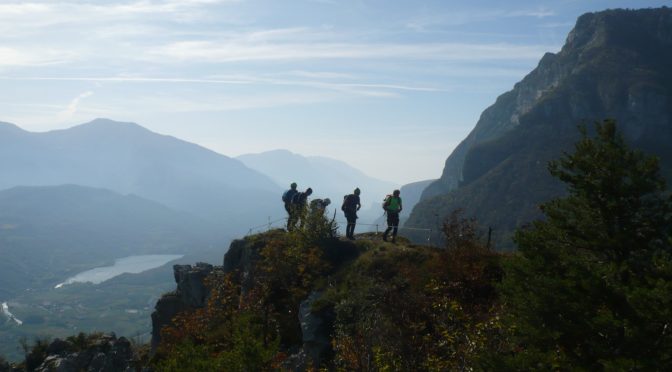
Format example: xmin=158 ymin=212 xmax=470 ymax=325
xmin=0 ymin=185 xmax=218 ymax=299
xmin=237 ymin=149 xmax=398 ymax=209
xmin=408 ymin=7 xmax=672 ymax=248
xmin=0 ymin=119 xmax=282 ymax=235
xmin=399 ymin=179 xmax=435 ymax=218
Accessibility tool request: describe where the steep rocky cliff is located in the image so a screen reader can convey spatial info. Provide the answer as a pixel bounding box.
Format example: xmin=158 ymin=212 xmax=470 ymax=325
xmin=151 ymin=263 xmax=215 ymax=351
xmin=409 ymin=7 xmax=672 ymax=247
xmin=150 ymin=231 xmax=362 ymax=368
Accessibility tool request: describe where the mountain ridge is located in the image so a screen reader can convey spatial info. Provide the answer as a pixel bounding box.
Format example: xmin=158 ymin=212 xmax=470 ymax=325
xmin=0 ymin=118 xmax=282 ymax=235
xmin=408 ymin=7 xmax=672 ymax=247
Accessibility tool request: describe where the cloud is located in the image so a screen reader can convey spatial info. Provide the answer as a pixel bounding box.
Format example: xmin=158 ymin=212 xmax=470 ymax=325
xmin=405 ymin=7 xmax=555 ymax=31
xmin=0 ymin=47 xmax=73 ymax=66
xmin=0 ymin=74 xmax=442 ymax=97
xmin=128 ymin=91 xmax=337 ymax=113
xmin=0 ymin=0 xmax=240 ymax=32
xmin=58 ymin=91 xmax=94 ymax=122
xmin=147 ymin=40 xmax=554 ymax=63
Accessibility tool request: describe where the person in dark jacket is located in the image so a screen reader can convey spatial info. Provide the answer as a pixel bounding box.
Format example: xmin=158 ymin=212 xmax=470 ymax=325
xmin=382 ymin=189 xmax=402 ymax=243
xmin=341 ymin=188 xmax=361 ymax=240
xmin=283 ymin=182 xmax=299 ymax=230
xmin=289 ymin=187 xmax=312 ymax=230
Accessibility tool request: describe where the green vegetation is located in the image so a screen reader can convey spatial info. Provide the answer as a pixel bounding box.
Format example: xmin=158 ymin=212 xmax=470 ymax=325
xmin=154 ymin=201 xmax=504 ymax=370
xmin=154 ymin=210 xmax=337 ymax=370
xmin=494 ymin=120 xmax=672 ymax=369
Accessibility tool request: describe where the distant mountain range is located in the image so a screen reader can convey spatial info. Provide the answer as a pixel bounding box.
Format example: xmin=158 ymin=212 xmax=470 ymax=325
xmin=237 ymin=149 xmax=398 ymax=208
xmin=0 ymin=118 xmax=282 ymax=235
xmin=407 ymin=7 xmax=672 ymax=248
xmin=0 ymin=185 xmax=219 ymax=299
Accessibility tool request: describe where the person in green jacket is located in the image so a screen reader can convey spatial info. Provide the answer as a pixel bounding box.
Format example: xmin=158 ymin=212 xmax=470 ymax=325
xmin=382 ymin=189 xmax=402 ymax=243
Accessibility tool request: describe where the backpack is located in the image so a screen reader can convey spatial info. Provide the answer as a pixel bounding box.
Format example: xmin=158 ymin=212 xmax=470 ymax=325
xmin=291 ymin=192 xmax=305 ymax=205
xmin=283 ymin=189 xmax=297 ymax=203
xmin=382 ymin=195 xmax=392 ymax=210
xmin=342 ymin=194 xmax=357 ymax=211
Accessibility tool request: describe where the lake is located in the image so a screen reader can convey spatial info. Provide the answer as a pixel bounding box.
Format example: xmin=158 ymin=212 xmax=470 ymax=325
xmin=55 ymin=254 xmax=184 ymax=288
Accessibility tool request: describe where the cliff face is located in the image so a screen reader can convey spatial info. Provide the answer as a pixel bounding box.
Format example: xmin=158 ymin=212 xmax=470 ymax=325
xmin=150 ymin=230 xmax=356 ymax=367
xmin=151 ymin=263 xmax=215 ymax=350
xmin=409 ymin=7 xmax=672 ymax=247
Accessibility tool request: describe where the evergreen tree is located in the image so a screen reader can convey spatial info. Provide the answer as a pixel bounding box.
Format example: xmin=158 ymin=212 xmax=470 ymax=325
xmin=497 ymin=120 xmax=672 ymax=370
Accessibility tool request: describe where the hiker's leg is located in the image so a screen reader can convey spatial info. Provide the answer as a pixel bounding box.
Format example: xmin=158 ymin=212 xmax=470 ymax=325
xmin=390 ymin=213 xmax=399 ymax=242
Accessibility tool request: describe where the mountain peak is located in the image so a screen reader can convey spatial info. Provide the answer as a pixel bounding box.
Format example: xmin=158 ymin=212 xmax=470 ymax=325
xmin=71 ymin=118 xmax=150 ymax=134
xmin=564 ymin=7 xmax=672 ymax=54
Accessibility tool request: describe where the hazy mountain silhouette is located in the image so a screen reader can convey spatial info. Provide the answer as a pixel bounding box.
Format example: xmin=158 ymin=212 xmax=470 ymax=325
xmin=0 ymin=185 xmax=220 ymax=299
xmin=407 ymin=7 xmax=672 ymax=248
xmin=0 ymin=119 xmax=282 ymax=234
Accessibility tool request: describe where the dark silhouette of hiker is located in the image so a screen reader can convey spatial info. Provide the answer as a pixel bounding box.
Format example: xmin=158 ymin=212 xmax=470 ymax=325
xmin=341 ymin=188 xmax=361 ymax=240
xmin=283 ymin=182 xmax=299 ymax=230
xmin=382 ymin=189 xmax=403 ymax=243
xmin=310 ymin=198 xmax=331 ymax=214
xmin=289 ymin=187 xmax=312 ymax=230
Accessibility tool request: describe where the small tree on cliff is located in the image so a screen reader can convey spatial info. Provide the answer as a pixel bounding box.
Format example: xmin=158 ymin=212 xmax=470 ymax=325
xmin=498 ymin=120 xmax=672 ymax=370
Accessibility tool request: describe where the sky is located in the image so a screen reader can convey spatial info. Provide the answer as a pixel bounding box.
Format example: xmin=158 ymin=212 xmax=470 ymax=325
xmin=0 ymin=0 xmax=669 ymax=185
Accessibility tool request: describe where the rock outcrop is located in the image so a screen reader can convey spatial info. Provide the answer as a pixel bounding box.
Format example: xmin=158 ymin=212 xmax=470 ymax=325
xmin=298 ymin=291 xmax=333 ymax=366
xmin=32 ymin=334 xmax=133 ymax=372
xmin=150 ymin=231 xmax=362 ymax=368
xmin=150 ymin=262 xmax=214 ymax=350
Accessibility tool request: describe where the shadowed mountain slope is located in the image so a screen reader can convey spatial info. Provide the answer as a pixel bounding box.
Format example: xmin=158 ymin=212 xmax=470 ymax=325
xmin=408 ymin=7 xmax=672 ymax=248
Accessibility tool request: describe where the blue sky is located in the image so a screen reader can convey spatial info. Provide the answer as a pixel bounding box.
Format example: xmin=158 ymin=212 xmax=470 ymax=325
xmin=0 ymin=0 xmax=669 ymax=185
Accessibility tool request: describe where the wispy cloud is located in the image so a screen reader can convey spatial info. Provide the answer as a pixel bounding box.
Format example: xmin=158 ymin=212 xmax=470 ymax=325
xmin=0 ymin=47 xmax=73 ymax=66
xmin=0 ymin=0 xmax=240 ymax=34
xmin=0 ymin=75 xmax=444 ymax=97
xmin=147 ymin=40 xmax=553 ymax=63
xmin=58 ymin=91 xmax=94 ymax=122
xmin=405 ymin=7 xmax=555 ymax=31
xmin=129 ymin=91 xmax=336 ymax=113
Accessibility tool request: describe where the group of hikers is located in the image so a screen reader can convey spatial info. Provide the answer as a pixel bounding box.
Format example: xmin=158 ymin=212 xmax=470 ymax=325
xmin=282 ymin=183 xmax=403 ymax=242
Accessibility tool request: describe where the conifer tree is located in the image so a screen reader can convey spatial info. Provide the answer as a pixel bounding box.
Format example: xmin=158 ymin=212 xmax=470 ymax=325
xmin=498 ymin=120 xmax=672 ymax=370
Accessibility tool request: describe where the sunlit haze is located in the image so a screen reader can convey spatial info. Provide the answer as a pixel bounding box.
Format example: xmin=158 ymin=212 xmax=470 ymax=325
xmin=1 ymin=0 xmax=667 ymax=184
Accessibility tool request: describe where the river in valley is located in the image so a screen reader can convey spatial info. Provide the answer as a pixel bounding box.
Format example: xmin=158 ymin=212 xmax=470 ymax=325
xmin=1 ymin=302 xmax=22 ymax=325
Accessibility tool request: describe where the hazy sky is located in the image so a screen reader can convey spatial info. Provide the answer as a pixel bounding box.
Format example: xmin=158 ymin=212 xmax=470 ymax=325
xmin=0 ymin=0 xmax=668 ymax=185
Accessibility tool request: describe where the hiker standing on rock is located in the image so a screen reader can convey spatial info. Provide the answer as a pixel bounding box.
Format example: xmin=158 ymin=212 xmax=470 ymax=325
xmin=382 ymin=189 xmax=402 ymax=243
xmin=291 ymin=187 xmax=313 ymax=230
xmin=282 ymin=182 xmax=299 ymax=230
xmin=342 ymin=188 xmax=361 ymax=240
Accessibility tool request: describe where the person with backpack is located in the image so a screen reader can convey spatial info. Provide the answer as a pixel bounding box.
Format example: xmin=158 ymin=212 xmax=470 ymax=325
xmin=341 ymin=188 xmax=361 ymax=240
xmin=310 ymin=197 xmax=331 ymax=214
xmin=283 ymin=182 xmax=299 ymax=230
xmin=382 ymin=189 xmax=402 ymax=243
xmin=289 ymin=187 xmax=313 ymax=230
